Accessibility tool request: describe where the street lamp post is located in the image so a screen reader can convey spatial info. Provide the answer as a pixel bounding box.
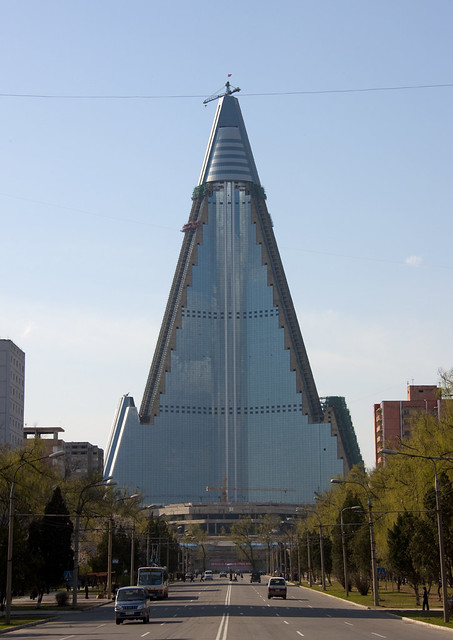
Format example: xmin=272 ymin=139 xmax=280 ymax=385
xmin=5 ymin=449 xmax=64 ymax=624
xmin=72 ymin=475 xmax=114 ymax=607
xmin=306 ymin=530 xmax=313 ymax=587
xmin=107 ymin=516 xmax=113 ymax=598
xmin=331 ymin=478 xmax=379 ymax=606
xmin=382 ymin=448 xmax=453 ymax=623
xmin=130 ymin=521 xmax=135 ymax=584
xmin=340 ymin=505 xmax=363 ymax=597
xmin=297 ymin=508 xmax=326 ymax=590
xmin=103 ymin=493 xmax=140 ymax=599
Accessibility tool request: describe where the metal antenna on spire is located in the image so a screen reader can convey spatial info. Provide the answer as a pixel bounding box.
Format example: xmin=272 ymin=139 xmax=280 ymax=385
xmin=203 ymin=81 xmax=240 ymax=105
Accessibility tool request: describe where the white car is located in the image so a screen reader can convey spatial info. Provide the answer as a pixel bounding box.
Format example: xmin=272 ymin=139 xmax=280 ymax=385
xmin=203 ymin=570 xmax=213 ymax=580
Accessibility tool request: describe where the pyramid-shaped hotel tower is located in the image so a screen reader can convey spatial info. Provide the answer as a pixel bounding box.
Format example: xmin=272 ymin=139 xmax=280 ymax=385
xmin=104 ymin=85 xmax=361 ymax=505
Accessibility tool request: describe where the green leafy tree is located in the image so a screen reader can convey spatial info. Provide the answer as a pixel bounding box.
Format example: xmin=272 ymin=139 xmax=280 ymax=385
xmin=257 ymin=514 xmax=280 ymax=575
xmin=146 ymin=516 xmax=166 ymax=565
xmin=423 ymin=471 xmax=453 ymax=586
xmin=349 ymin=521 xmax=371 ymax=595
xmin=0 ymin=444 xmax=66 ymax=602
xmin=141 ymin=516 xmax=179 ymax=572
xmin=186 ymin=523 xmax=208 ymax=572
xmin=388 ymin=512 xmax=424 ymax=605
xmin=331 ymin=492 xmax=368 ymax=593
xmin=91 ymin=522 xmax=135 ymax=587
xmin=231 ymin=517 xmax=258 ymax=570
xmin=310 ymin=533 xmax=332 ymax=585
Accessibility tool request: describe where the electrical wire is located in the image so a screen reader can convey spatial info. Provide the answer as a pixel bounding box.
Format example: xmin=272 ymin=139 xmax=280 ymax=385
xmin=0 ymin=83 xmax=452 ymax=100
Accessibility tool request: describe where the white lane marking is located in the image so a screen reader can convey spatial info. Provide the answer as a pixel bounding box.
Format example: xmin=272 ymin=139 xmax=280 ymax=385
xmin=344 ymin=621 xmax=353 ymax=626
xmin=284 ymin=620 xmax=289 ymax=624
xmin=141 ymin=633 xmax=151 ymax=638
xmin=214 ymin=583 xmax=232 ymax=640
xmin=296 ymin=632 xmax=304 ymax=637
xmin=371 ymin=634 xmax=386 ymax=638
xmin=215 ymin=613 xmax=230 ymax=640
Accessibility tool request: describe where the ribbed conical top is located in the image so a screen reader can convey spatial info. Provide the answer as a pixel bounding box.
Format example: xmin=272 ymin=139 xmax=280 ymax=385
xmin=198 ymin=94 xmax=260 ymax=185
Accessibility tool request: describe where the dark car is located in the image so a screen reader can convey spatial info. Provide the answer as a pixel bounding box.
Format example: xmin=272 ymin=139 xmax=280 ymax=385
xmin=250 ymin=572 xmax=261 ymax=583
xmin=114 ymin=586 xmax=151 ymax=624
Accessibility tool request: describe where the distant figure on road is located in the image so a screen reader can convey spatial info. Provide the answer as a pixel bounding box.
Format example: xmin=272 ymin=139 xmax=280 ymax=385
xmin=423 ymin=587 xmax=429 ymax=611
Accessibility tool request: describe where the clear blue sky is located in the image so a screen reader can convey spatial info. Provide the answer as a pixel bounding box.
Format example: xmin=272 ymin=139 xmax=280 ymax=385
xmin=1 ymin=1 xmax=452 ymax=469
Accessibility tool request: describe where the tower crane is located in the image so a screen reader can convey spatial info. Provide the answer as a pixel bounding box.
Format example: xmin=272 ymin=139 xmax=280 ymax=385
xmin=205 ymin=478 xmax=295 ymax=504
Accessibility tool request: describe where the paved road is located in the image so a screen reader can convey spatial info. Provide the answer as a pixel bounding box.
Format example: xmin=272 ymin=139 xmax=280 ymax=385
xmin=4 ymin=579 xmax=453 ymax=639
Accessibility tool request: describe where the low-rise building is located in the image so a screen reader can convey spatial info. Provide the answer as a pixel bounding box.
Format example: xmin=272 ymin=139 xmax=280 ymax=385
xmin=24 ymin=425 xmax=103 ymax=477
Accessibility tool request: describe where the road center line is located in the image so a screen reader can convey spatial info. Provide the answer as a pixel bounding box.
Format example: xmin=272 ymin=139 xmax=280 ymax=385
xmin=214 ymin=584 xmax=232 ymax=640
xmin=215 ymin=613 xmax=230 ymax=640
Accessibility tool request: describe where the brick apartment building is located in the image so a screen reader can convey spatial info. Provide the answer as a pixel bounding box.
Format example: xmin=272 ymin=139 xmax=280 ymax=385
xmin=374 ymin=385 xmax=442 ymax=466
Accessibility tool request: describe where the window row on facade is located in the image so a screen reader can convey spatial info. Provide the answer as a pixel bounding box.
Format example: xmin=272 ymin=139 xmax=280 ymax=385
xmin=181 ymin=308 xmax=278 ymax=320
xmin=159 ymin=403 xmax=303 ymax=415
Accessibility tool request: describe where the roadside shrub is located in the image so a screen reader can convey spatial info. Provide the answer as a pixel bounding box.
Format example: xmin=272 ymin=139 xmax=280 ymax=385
xmin=353 ymin=573 xmax=370 ymax=596
xmin=55 ymin=591 xmax=69 ymax=606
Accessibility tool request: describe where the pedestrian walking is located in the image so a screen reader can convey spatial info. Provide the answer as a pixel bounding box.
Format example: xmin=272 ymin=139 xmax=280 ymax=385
xmin=423 ymin=586 xmax=429 ymax=611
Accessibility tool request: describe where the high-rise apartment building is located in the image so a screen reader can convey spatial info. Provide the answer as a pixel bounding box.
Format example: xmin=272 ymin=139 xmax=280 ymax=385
xmin=374 ymin=384 xmax=442 ymax=465
xmin=0 ymin=339 xmax=25 ymax=448
xmin=105 ymin=86 xmax=360 ymax=505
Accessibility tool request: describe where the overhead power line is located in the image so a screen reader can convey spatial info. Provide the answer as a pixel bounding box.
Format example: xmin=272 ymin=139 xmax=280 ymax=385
xmin=0 ymin=83 xmax=452 ymax=100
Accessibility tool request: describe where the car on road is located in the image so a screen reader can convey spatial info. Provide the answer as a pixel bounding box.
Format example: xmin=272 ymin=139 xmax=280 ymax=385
xmin=219 ymin=571 xmax=227 ymax=578
xmin=114 ymin=586 xmax=151 ymax=624
xmin=203 ymin=570 xmax=214 ymax=580
xmin=267 ymin=577 xmax=287 ymax=599
xmin=250 ymin=572 xmax=261 ymax=583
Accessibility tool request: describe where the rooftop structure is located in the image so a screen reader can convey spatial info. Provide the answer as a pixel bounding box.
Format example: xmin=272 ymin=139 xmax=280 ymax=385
xmin=24 ymin=425 xmax=104 ymax=478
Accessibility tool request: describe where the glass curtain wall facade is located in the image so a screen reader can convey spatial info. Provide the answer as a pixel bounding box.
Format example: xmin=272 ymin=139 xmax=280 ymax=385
xmin=104 ymin=92 xmax=344 ymax=505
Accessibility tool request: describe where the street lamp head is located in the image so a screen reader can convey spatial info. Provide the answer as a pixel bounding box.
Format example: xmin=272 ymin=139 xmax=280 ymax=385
xmin=49 ymin=450 xmax=65 ymax=458
xmin=331 ymin=478 xmax=344 ymax=485
xmin=380 ymin=448 xmax=398 ymax=455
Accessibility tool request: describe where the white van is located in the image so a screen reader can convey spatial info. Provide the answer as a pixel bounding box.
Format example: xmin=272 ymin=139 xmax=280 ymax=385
xmin=203 ymin=570 xmax=213 ymax=580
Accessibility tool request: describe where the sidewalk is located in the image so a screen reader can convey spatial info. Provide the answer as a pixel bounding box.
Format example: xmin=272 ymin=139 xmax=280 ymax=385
xmin=10 ymin=589 xmax=112 ymax=611
xmin=0 ymin=591 xmax=111 ymax=635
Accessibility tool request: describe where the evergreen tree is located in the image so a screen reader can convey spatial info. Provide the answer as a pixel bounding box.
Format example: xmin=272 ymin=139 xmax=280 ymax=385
xmin=387 ymin=512 xmax=424 ymax=605
xmin=28 ymin=487 xmax=74 ymax=591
